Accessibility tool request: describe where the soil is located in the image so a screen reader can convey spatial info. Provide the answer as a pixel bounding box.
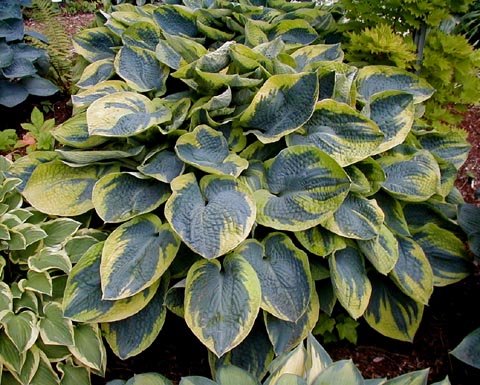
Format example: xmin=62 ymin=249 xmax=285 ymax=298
xmin=13 ymin=11 xmax=480 ymax=385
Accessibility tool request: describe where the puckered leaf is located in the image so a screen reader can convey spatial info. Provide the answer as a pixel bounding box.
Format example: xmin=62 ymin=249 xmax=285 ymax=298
xmin=72 ymin=27 xmax=121 ymax=63
xmin=51 ymin=113 xmax=109 ymax=149
xmin=87 ymin=91 xmax=172 ymax=137
xmin=138 ymin=149 xmax=185 ymax=183
xmin=235 ymin=233 xmax=312 ymax=322
xmin=286 ymin=99 xmax=384 ymax=166
xmin=185 ymin=254 xmax=261 ymax=357
xmin=268 ymin=19 xmax=318 ymax=45
xmin=175 ymin=125 xmax=248 ymax=177
xmin=76 ymin=59 xmax=115 ymax=89
xmin=345 ymin=158 xmax=385 ymax=196
xmin=313 ymin=62 xmax=358 ymax=104
xmin=165 ymin=173 xmax=256 ymax=259
xmin=100 ymin=214 xmax=180 ymax=300
xmin=153 ymin=5 xmax=198 ymax=37
xmin=71 ymin=80 xmax=133 ymax=114
xmin=291 ymin=43 xmax=343 ymax=71
xmin=240 ymin=72 xmax=319 ymax=143
xmin=122 ymin=21 xmax=163 ymax=52
xmin=255 ymin=145 xmax=350 ymax=231
xmin=295 ymin=226 xmax=346 ymax=257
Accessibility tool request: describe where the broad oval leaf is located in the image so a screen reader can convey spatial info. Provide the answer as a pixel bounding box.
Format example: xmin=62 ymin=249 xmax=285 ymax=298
xmin=255 ymin=145 xmax=350 ymax=231
xmin=185 ymin=254 xmax=261 ymax=357
xmin=71 ymin=80 xmax=133 ymax=114
xmin=312 ymin=360 xmax=364 ymax=385
xmin=291 ymin=43 xmax=343 ymax=71
xmin=51 ymin=113 xmax=109 ymax=149
xmin=72 ymin=27 xmax=121 ymax=63
xmin=175 ymin=125 xmax=249 ymax=177
xmin=38 ymin=302 xmax=74 ymax=346
xmin=2 ymin=310 xmax=38 ymax=353
xmin=240 ymin=72 xmax=319 ymax=144
xmin=235 ymin=233 xmax=313 ymax=322
xmin=100 ymin=214 xmax=180 ymax=300
xmin=451 ymin=327 xmax=480 ymax=370
xmin=87 ymin=92 xmax=172 ymax=137
xmin=126 ymin=373 xmax=174 ymax=385
xmin=122 ymin=21 xmax=163 ymax=52
xmin=138 ymin=149 xmax=185 ymax=183
xmin=93 ymin=172 xmax=170 ymax=223
xmin=69 ymin=324 xmax=106 ymax=374
xmin=76 ymin=59 xmax=115 ymax=89
xmin=165 ymin=173 xmax=256 ymax=259
xmin=153 ymin=5 xmax=198 ymax=37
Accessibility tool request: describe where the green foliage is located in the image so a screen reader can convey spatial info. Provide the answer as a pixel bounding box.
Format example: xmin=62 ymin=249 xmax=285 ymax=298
xmin=313 ymin=313 xmax=359 ymax=345
xmin=451 ymin=0 xmax=480 ymax=47
xmin=17 ymin=106 xmax=56 ymax=153
xmin=61 ymin=0 xmax=102 ymax=15
xmin=0 ymin=130 xmax=19 ymax=153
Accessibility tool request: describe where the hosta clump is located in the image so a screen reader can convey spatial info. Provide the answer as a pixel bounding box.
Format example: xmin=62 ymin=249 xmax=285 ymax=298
xmin=5 ymin=0 xmax=474 ymax=378
xmin=0 ymin=156 xmax=108 ymax=384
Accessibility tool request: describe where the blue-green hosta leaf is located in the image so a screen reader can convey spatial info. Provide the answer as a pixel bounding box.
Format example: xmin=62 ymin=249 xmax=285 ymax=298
xmin=122 ymin=21 xmax=163 ymax=52
xmin=255 ymin=145 xmax=350 ymax=231
xmin=216 ymin=365 xmax=260 ymax=385
xmin=161 ymin=97 xmax=191 ymax=134
xmin=329 ymin=247 xmax=372 ymax=319
xmin=69 ymin=324 xmax=106 ymax=374
xmin=378 ymin=150 xmax=441 ymax=202
xmin=57 ymin=361 xmax=91 ymax=385
xmin=295 ymin=226 xmax=347 ymax=258
xmin=63 ymin=242 xmax=159 ymax=323
xmin=451 ymin=327 xmax=480 ymax=370
xmin=125 ymin=373 xmax=173 ymax=385
xmin=103 ymin=273 xmax=170 ymax=359
xmin=364 ymin=274 xmax=423 ymax=342
xmin=345 ymin=158 xmax=385 ymax=196
xmin=357 ymin=224 xmax=399 ymax=275
xmin=175 ymin=125 xmax=248 ymax=177
xmin=2 ymin=310 xmax=38 ymax=353
xmin=264 ymin=289 xmax=319 ymax=355
xmin=56 ymin=145 xmax=144 ymax=165
xmin=162 ymin=33 xmax=207 ymax=64
xmin=93 ymin=172 xmax=170 ymax=223
xmin=71 ymin=80 xmax=133 ymax=114
xmin=165 ymin=279 xmax=186 ymax=318
xmin=287 ymin=99 xmax=384 ymax=167
xmin=306 ymin=333 xmax=333 ymax=383
xmin=268 ymin=19 xmax=317 ymax=45
xmin=240 ymin=72 xmax=318 ymax=144
xmin=185 ymin=254 xmax=261 ymax=357
xmin=184 ymin=69 xmax=263 ymax=95
xmin=38 ymin=302 xmax=74 ymax=346
xmin=65 ymin=235 xmax=102 ymax=264
xmin=311 ymin=360 xmax=364 ymax=385
xmin=458 ymin=203 xmax=480 ymax=258
xmin=244 ymin=19 xmax=270 ymax=47
xmin=323 ymin=193 xmax=384 ymax=240
xmin=138 ymin=149 xmax=185 ymax=183
xmin=28 ymin=248 xmax=72 ymax=274
xmin=100 ymin=214 xmax=180 ymax=300
xmin=374 ymin=192 xmax=410 ymax=237
xmin=72 ymin=27 xmax=122 ymax=63
xmin=239 ymin=160 xmax=267 ymax=192
xmin=411 ymin=224 xmax=472 ymax=286
xmin=390 ymin=235 xmax=433 ymax=305
xmin=165 ymin=173 xmax=256 ymax=259
xmin=291 ymin=43 xmax=343 ymax=71
xmin=76 ymin=59 xmax=115 ymax=89
xmin=313 ymin=62 xmax=358 ymax=104
xmin=153 ymin=5 xmax=198 ymax=37
xmin=87 ymin=92 xmax=172 ymax=137
xmin=383 ymin=369 xmax=432 ymax=385
xmin=22 ymin=160 xmax=118 ymax=216
xmin=235 ymin=233 xmax=312 ymax=322
xmin=51 ymin=113 xmax=108 ymax=149
xmin=155 ymin=39 xmax=184 ymax=70
xmin=115 ymin=46 xmax=169 ymax=94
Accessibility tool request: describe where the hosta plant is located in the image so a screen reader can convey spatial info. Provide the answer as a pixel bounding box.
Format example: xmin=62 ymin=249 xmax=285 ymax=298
xmin=6 ymin=0 xmax=474 ymax=378
xmin=0 ymin=156 xmax=108 ymax=384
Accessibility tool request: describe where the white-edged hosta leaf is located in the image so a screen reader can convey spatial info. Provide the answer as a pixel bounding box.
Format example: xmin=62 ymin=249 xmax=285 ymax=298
xmin=295 ymin=226 xmax=346 ymax=257
xmin=175 ymin=125 xmax=248 ymax=177
xmin=323 ymin=194 xmax=384 ymax=240
xmin=2 ymin=310 xmax=38 ymax=353
xmin=0 ymin=330 xmax=25 ymax=373
xmin=291 ymin=43 xmax=343 ymax=71
xmin=355 ymin=65 xmax=435 ymax=104
xmin=451 ymin=327 xmax=480 ymax=370
xmin=357 ymin=224 xmax=399 ymax=275
xmin=165 ymin=173 xmax=256 ymax=259
xmin=11 ymin=223 xmax=46 ymax=247
xmin=72 ymin=27 xmax=121 ymax=63
xmin=364 ymin=274 xmax=423 ymax=342
xmin=411 ymin=223 xmax=472 ymax=286
xmin=103 ymin=273 xmax=170 ymax=359
xmin=100 ymin=214 xmax=180 ymax=300
xmin=20 ymin=270 xmax=52 ymax=296
xmin=40 ymin=218 xmax=81 ymax=247
xmin=87 ymin=91 xmax=172 ymax=137
xmin=56 ymin=145 xmax=144 ymax=165
xmin=63 ymin=242 xmax=159 ymax=323
xmin=36 ymin=339 xmax=71 ymax=362
xmin=28 ymin=248 xmax=72 ymax=274
xmin=22 ymin=160 xmax=118 ymax=216
xmin=216 ymin=365 xmax=260 ymax=385
xmin=138 ymin=149 xmax=185 ymax=183
xmin=264 ymin=289 xmax=319 ymax=355
xmin=0 ymin=282 xmax=13 ymax=319
xmin=311 ymin=359 xmax=364 ymax=385
xmin=122 ymin=21 xmax=163 ymax=52
xmin=65 ymin=235 xmax=102 ymax=264
xmin=71 ymin=80 xmax=133 ymax=114
xmin=255 ymin=145 xmax=350 ymax=231
xmin=306 ymin=332 xmax=333 ymax=383
xmin=235 ymin=233 xmax=312 ymax=322
xmin=287 ymin=99 xmax=384 ymax=167
xmin=153 ymin=5 xmax=198 ymax=37
xmin=93 ymin=172 xmax=170 ymax=223
xmin=13 ymin=290 xmax=38 ymax=314
xmin=184 ymin=254 xmax=261 ymax=357
xmin=68 ymin=324 xmax=106 ymax=374
xmin=57 ymin=360 xmax=91 ymax=385
xmin=240 ymin=72 xmax=318 ymax=144
xmin=29 ymin=349 xmax=61 ymax=385
xmin=378 ymin=150 xmax=441 ymax=202
xmin=51 ymin=113 xmax=108 ymax=149
xmin=263 ymin=342 xmax=307 ymax=385
xmin=76 ymin=59 xmax=115 ymax=89
xmin=115 ymin=46 xmax=169 ymax=93
xmin=38 ymin=302 xmax=74 ymax=346
xmin=13 ymin=346 xmax=40 ymax=385
xmin=390 ymin=235 xmax=433 ymax=305
xmin=329 ymin=247 xmax=372 ymax=319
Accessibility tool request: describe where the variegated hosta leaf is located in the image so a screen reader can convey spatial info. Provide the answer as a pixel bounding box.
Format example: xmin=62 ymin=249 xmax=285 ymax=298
xmin=255 ymin=145 xmax=350 ymax=231
xmin=0 ymin=282 xmax=13 ymax=320
xmin=87 ymin=92 xmax=172 ymax=137
xmin=355 ymin=65 xmax=435 ymax=104
xmin=374 ymin=192 xmax=410 ymax=237
xmin=269 ymin=19 xmax=318 ymax=45
xmin=71 ymin=80 xmax=133 ymax=114
xmin=102 ymin=273 xmax=170 ymax=359
xmin=365 ymin=91 xmax=415 ymax=155
xmin=22 ymin=160 xmax=118 ymax=216
xmin=162 ymin=32 xmax=207 ymax=64
xmin=125 ymin=373 xmax=174 ymax=384
xmin=56 ymin=145 xmax=144 ymax=165
xmin=291 ymin=43 xmax=343 ymax=71
xmin=264 ymin=289 xmax=319 ymax=355
xmin=306 ymin=333 xmax=333 ymax=383
xmin=165 ymin=173 xmax=256 ymax=259
xmin=93 ymin=172 xmax=170 ymax=223
xmin=364 ymin=274 xmax=423 ymax=342
xmin=40 ymin=218 xmax=81 ymax=247
xmin=51 ymin=113 xmax=109 ymax=149
xmin=345 ymin=158 xmax=385 ymax=196
xmin=153 ymin=5 xmax=198 ymax=37
xmin=185 ymin=254 xmax=261 ymax=357
xmin=2 ymin=310 xmax=38 ymax=353
xmin=69 ymin=324 xmax=106 ymax=375
xmin=329 ymin=247 xmax=372 ymax=319
xmin=451 ymin=327 xmax=480 ymax=370
xmin=100 ymin=214 xmax=180 ymax=300
xmin=122 ymin=21 xmax=163 ymax=52
xmin=216 ymin=365 xmax=261 ymax=385
xmin=287 ymin=99 xmax=384 ymax=167
xmin=390 ymin=235 xmax=433 ymax=305
xmin=138 ymin=149 xmax=185 ymax=183
xmin=235 ymin=233 xmax=313 ymax=322
xmin=295 ymin=226 xmax=346 ymax=258
xmin=313 ymin=62 xmax=358 ymax=104
xmin=12 ymin=346 xmax=39 ymax=384
xmin=30 ymin=349 xmax=61 ymax=384
xmin=411 ymin=223 xmax=472 ymax=286
xmin=175 ymin=125 xmax=248 ymax=177
xmin=76 ymin=59 xmax=115 ymax=89
xmin=323 ymin=193 xmax=384 ymax=240
xmin=38 ymin=302 xmax=74 ymax=346
xmin=357 ymin=224 xmax=399 ymax=275
xmin=57 ymin=361 xmax=91 ymax=385
xmin=378 ymin=150 xmax=441 ymax=202
xmin=240 ymin=72 xmax=319 ymax=144
xmin=155 ymin=39 xmax=184 ymax=70
xmin=28 ymin=248 xmax=71 ymax=275
xmin=310 ymin=360 xmax=364 ymax=385
xmin=72 ymin=27 xmax=122 ymax=63
xmin=115 ymin=46 xmax=169 ymax=93
xmin=0 ymin=330 xmax=25 ymax=373
xmin=63 ymin=242 xmax=159 ymax=323
xmin=263 ymin=342 xmax=307 ymax=385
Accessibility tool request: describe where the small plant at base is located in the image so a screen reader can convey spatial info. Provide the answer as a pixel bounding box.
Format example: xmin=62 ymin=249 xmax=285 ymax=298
xmin=0 ymin=130 xmax=20 ymax=154
xmin=313 ymin=313 xmax=359 ymax=345
xmin=15 ymin=107 xmax=56 ymax=153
